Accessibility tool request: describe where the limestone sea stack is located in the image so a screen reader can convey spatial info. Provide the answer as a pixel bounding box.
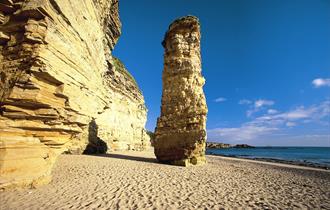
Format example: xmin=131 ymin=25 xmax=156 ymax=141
xmin=154 ymin=16 xmax=208 ymax=166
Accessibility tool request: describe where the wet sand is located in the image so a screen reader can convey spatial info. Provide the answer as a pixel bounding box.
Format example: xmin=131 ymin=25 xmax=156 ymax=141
xmin=1 ymin=151 xmax=329 ymax=209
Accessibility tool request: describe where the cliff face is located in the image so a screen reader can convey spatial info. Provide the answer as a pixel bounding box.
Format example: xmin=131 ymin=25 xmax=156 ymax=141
xmin=154 ymin=16 xmax=208 ymax=166
xmin=0 ymin=0 xmax=149 ymax=189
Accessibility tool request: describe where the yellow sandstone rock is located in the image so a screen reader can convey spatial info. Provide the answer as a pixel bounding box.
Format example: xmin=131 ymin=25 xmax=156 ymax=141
xmin=0 ymin=0 xmax=149 ymax=189
xmin=154 ymin=16 xmax=208 ymax=166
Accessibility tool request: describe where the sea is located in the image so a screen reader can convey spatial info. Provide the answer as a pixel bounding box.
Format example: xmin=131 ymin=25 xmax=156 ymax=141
xmin=206 ymin=147 xmax=330 ymax=169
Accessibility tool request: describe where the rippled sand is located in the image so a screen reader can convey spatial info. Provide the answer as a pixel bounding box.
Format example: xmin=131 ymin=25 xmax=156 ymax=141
xmin=1 ymin=151 xmax=329 ymax=209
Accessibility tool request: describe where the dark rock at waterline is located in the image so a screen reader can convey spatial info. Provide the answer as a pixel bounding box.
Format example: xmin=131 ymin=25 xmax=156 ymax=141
xmin=233 ymin=144 xmax=255 ymax=148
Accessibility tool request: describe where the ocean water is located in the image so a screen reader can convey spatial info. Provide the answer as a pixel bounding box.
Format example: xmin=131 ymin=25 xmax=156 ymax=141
xmin=206 ymin=147 xmax=330 ymax=168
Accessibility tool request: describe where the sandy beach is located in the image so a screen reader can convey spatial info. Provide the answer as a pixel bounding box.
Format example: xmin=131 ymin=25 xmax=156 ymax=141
xmin=1 ymin=150 xmax=329 ymax=209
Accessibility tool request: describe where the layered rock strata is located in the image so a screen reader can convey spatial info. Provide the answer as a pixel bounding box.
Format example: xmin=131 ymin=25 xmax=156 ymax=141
xmin=154 ymin=16 xmax=207 ymax=166
xmin=0 ymin=0 xmax=149 ymax=189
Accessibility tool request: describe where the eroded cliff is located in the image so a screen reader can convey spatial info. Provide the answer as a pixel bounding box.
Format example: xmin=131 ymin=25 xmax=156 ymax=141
xmin=154 ymin=16 xmax=207 ymax=166
xmin=0 ymin=0 xmax=149 ymax=189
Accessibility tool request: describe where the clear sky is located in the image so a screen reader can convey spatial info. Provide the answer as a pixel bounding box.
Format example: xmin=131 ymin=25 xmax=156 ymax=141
xmin=113 ymin=0 xmax=330 ymax=146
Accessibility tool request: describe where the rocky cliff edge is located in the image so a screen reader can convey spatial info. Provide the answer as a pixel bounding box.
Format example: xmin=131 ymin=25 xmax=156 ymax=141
xmin=0 ymin=0 xmax=149 ymax=190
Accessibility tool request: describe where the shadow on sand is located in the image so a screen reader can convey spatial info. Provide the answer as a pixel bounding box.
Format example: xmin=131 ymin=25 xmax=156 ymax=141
xmin=82 ymin=119 xmax=158 ymax=164
xmin=83 ymin=119 xmax=108 ymax=154
xmin=95 ymin=153 xmax=158 ymax=164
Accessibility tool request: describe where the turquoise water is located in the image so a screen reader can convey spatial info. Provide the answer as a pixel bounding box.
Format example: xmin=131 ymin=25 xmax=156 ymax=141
xmin=206 ymin=147 xmax=330 ymax=167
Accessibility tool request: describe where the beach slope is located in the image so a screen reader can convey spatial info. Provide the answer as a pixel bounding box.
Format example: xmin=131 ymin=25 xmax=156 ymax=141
xmin=1 ymin=151 xmax=329 ymax=209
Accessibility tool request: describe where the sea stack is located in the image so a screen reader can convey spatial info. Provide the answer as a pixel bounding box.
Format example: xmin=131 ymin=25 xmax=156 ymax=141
xmin=154 ymin=16 xmax=208 ymax=166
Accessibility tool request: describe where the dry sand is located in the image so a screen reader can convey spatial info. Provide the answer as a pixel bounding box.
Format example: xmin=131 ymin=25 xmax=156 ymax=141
xmin=1 ymin=150 xmax=330 ymax=209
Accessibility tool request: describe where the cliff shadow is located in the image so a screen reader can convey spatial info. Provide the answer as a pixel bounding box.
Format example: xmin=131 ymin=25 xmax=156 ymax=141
xmin=97 ymin=153 xmax=157 ymax=163
xmin=83 ymin=119 xmax=108 ymax=154
xmin=83 ymin=119 xmax=157 ymax=164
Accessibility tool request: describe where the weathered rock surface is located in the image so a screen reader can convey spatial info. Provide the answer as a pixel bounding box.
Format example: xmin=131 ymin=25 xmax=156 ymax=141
xmin=154 ymin=16 xmax=207 ymax=166
xmin=0 ymin=0 xmax=149 ymax=189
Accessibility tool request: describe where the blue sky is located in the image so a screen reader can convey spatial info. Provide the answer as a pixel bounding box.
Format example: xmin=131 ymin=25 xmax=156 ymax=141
xmin=113 ymin=0 xmax=330 ymax=146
